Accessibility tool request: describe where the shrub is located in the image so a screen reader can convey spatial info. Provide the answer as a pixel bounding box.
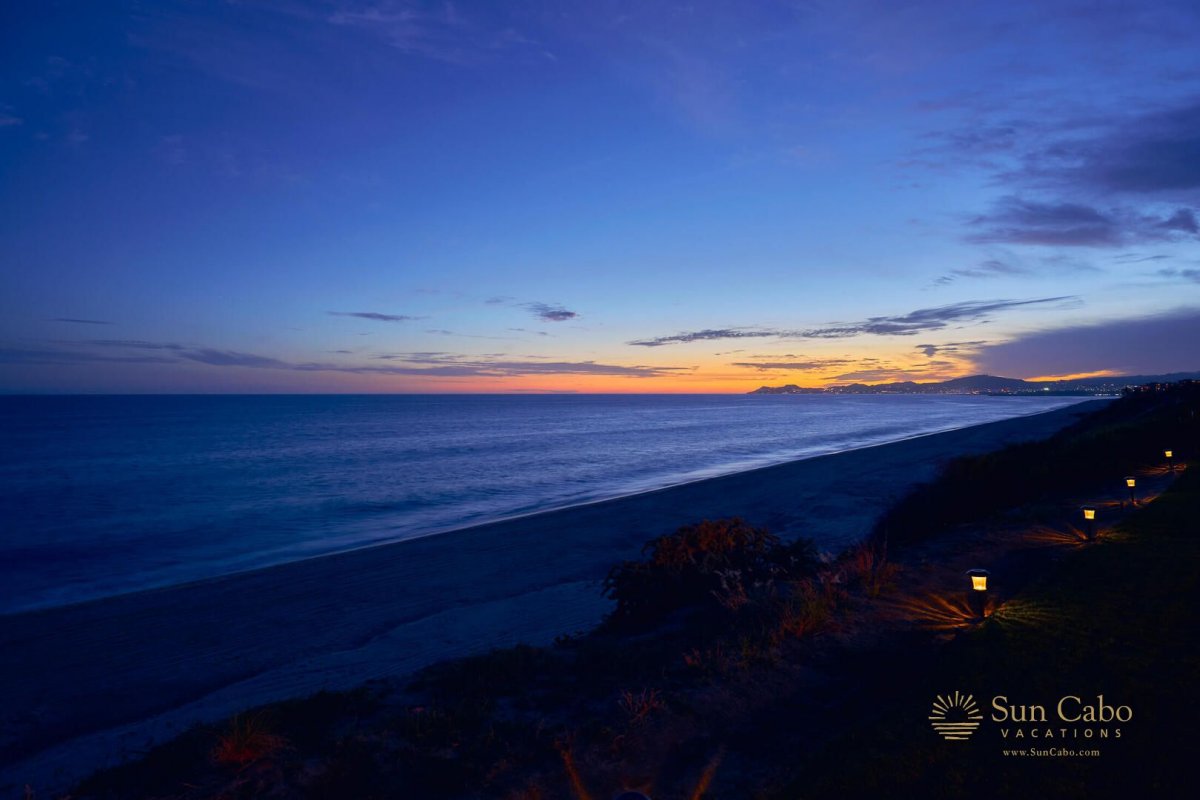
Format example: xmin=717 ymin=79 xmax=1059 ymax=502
xmin=617 ymin=687 xmax=665 ymax=725
xmin=843 ymin=539 xmax=899 ymax=597
xmin=602 ymin=518 xmax=818 ymax=629
xmin=211 ymin=714 xmax=287 ymax=768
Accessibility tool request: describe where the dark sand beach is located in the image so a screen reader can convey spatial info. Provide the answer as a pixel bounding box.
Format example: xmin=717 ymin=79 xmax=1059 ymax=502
xmin=0 ymin=400 xmax=1102 ymax=793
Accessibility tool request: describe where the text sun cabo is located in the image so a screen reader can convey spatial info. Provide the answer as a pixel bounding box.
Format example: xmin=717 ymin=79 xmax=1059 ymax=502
xmin=991 ymin=695 xmax=1131 ymax=740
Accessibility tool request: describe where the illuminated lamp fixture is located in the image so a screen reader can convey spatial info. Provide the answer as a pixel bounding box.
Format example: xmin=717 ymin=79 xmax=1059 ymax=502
xmin=1081 ymin=505 xmax=1097 ymax=541
xmin=965 ymin=568 xmax=990 ymax=621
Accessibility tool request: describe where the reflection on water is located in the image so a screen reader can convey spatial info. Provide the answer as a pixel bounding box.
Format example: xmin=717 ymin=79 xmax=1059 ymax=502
xmin=0 ymin=393 xmax=1087 ymax=612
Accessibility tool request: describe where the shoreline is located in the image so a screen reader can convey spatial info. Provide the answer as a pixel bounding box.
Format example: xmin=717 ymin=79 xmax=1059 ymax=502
xmin=0 ymin=399 xmax=1103 ymax=793
xmin=2 ymin=396 xmax=1088 ymax=618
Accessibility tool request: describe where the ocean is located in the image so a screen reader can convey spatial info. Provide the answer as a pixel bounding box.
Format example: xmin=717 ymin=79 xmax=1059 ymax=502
xmin=0 ymin=393 xmax=1085 ymax=614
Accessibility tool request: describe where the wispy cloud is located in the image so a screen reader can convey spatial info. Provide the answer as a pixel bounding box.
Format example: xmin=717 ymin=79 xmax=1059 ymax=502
xmin=629 ymin=328 xmax=784 ymax=347
xmin=51 ymin=317 xmax=113 ymax=325
xmin=729 ymin=358 xmax=853 ymax=372
xmin=1114 ymin=253 xmax=1170 ymax=263
xmin=1157 ymin=268 xmax=1200 ymax=283
xmin=328 ymin=311 xmax=417 ymax=322
xmin=933 ymin=258 xmax=1029 ymax=285
xmin=360 ymin=351 xmax=684 ymax=377
xmin=67 ymin=339 xmax=185 ymax=350
xmin=965 ymin=197 xmax=1198 ymax=247
xmin=630 ymin=297 xmax=1075 ymax=346
xmin=8 ymin=340 xmax=688 ymax=379
xmin=526 ymin=302 xmax=578 ymax=322
xmin=805 ymin=297 xmax=1078 ymax=338
xmin=915 ymin=340 xmax=988 ymax=358
xmin=179 ymin=348 xmax=292 ymax=368
xmin=0 ymin=347 xmax=175 ymax=365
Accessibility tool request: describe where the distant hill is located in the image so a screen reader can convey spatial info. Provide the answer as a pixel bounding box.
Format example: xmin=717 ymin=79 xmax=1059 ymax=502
xmin=749 ymin=372 xmax=1200 ymax=395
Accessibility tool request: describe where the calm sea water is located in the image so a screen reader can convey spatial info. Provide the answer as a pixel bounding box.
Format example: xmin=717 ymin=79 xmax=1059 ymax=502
xmin=0 ymin=394 xmax=1084 ymax=613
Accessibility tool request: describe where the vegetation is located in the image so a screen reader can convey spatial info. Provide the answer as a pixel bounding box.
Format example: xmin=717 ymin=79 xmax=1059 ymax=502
xmin=782 ymin=460 xmax=1200 ymax=799
xmin=873 ymin=381 xmax=1199 ymax=546
xmin=210 ymin=714 xmax=288 ymax=768
xmin=602 ymin=517 xmax=819 ymax=628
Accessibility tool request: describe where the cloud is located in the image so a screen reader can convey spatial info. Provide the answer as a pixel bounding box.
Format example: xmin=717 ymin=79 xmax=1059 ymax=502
xmin=328 ymin=311 xmax=416 ymax=322
xmin=965 ymin=197 xmax=1198 ymax=247
xmin=1157 ymin=268 xmax=1200 ymax=283
xmin=927 ymin=97 xmax=1200 ymax=199
xmin=915 ymin=340 xmax=988 ymax=357
xmin=0 ymin=113 xmax=22 ymax=127
xmin=5 ymin=340 xmax=688 ymax=379
xmin=362 ymin=352 xmax=685 ymax=378
xmin=179 ymin=348 xmax=293 ymax=368
xmin=927 ymin=98 xmax=1200 ymax=251
xmin=1113 ymin=253 xmax=1170 ymax=263
xmin=799 ymin=297 xmax=1077 ymax=338
xmin=0 ymin=347 xmax=175 ymax=365
xmin=729 ymin=359 xmax=853 ymax=372
xmin=51 ymin=317 xmax=112 ymax=325
xmin=526 ymin=302 xmax=578 ymax=322
xmin=933 ymin=258 xmax=1029 ymax=285
xmin=972 ymin=308 xmax=1200 ymax=378
xmin=629 ymin=328 xmax=784 ymax=347
xmin=71 ymin=339 xmax=185 ymax=350
xmin=1021 ymin=101 xmax=1200 ymax=196
xmin=629 ymin=297 xmax=1073 ymax=347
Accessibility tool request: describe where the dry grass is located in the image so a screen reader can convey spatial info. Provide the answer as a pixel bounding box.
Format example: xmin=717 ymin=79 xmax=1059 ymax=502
xmin=210 ymin=714 xmax=288 ymax=768
xmin=617 ymin=688 xmax=665 ymax=726
xmin=842 ymin=540 xmax=900 ymax=597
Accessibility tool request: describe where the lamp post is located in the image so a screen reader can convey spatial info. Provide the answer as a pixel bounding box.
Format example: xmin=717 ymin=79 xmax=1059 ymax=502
xmin=1081 ymin=505 xmax=1097 ymax=541
xmin=965 ymin=568 xmax=990 ymax=621
xmin=1165 ymin=449 xmax=1175 ymax=472
xmin=1125 ymin=476 xmax=1137 ymax=506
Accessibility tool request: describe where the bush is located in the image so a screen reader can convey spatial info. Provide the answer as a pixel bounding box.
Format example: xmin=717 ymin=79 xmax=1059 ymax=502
xmin=602 ymin=518 xmax=818 ymax=629
xmin=211 ymin=714 xmax=287 ymax=768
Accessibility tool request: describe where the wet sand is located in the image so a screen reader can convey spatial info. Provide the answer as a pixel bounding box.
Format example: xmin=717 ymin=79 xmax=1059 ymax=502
xmin=0 ymin=399 xmax=1103 ymax=794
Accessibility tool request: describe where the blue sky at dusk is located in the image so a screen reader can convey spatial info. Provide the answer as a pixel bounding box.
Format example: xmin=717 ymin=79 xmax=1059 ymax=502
xmin=1 ymin=0 xmax=1199 ymax=392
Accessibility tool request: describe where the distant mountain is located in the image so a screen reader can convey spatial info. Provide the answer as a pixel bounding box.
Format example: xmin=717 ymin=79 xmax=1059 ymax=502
xmin=747 ymin=384 xmax=826 ymax=395
xmin=749 ymin=372 xmax=1200 ymax=395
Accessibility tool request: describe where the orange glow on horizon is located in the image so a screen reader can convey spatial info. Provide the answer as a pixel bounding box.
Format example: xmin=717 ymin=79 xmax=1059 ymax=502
xmin=123 ymin=347 xmax=980 ymax=394
xmin=1021 ymin=369 xmax=1120 ymax=383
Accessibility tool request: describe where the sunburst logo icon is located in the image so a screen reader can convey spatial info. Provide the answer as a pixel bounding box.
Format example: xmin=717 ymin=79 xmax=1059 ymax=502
xmin=929 ymin=691 xmax=983 ymax=741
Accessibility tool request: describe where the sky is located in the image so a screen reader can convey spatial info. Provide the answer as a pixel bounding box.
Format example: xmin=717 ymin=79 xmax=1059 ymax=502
xmin=1 ymin=0 xmax=1199 ymax=393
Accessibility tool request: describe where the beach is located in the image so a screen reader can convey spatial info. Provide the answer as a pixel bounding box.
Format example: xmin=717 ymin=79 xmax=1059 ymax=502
xmin=0 ymin=400 xmax=1102 ymax=793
